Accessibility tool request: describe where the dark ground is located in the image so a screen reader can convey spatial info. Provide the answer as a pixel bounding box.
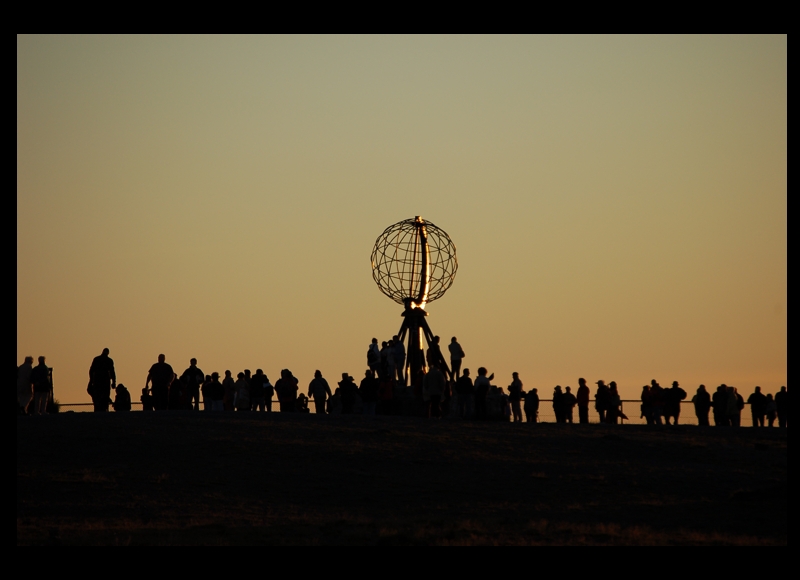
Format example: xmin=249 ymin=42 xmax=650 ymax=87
xmin=17 ymin=412 xmax=787 ymax=545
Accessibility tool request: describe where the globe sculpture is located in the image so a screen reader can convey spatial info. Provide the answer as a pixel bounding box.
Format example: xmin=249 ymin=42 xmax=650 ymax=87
xmin=370 ymin=216 xmax=458 ymax=383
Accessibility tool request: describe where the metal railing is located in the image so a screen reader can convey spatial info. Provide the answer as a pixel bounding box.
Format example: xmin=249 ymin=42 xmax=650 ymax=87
xmin=54 ymin=399 xmax=773 ymax=427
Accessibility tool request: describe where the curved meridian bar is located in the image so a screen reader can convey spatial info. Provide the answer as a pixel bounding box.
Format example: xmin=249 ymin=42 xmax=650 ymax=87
xmin=413 ymin=216 xmax=430 ymax=308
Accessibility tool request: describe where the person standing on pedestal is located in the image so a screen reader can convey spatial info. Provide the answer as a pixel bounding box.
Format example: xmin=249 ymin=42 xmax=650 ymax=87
xmin=448 ymin=337 xmax=465 ymax=380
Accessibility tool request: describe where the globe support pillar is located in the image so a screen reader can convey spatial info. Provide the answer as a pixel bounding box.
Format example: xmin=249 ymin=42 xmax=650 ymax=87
xmin=397 ymin=304 xmax=451 ymax=385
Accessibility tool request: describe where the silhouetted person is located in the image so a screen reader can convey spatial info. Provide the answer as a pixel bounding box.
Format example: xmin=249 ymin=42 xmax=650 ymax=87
xmin=141 ymin=387 xmax=154 ymax=411
xmin=200 ymin=375 xmax=212 ymax=410
xmin=263 ymin=374 xmax=274 ymax=412
xmin=563 ymin=386 xmax=577 ymax=423
xmin=424 ymin=365 xmax=446 ymax=418
xmin=275 ymin=369 xmax=298 ymax=413
xmin=307 ymin=370 xmax=332 ymax=415
xmin=234 ymin=372 xmax=250 ymax=411
xmin=360 ymin=370 xmax=379 ymax=415
xmin=640 ymin=385 xmax=653 ymax=424
xmin=112 ymin=384 xmax=131 ymax=412
xmin=474 ymin=367 xmax=494 ymax=420
xmin=692 ymin=385 xmax=711 ymax=426
xmin=765 ymin=394 xmax=777 ymax=427
xmin=594 ymin=380 xmax=609 ymax=423
xmin=726 ymin=386 xmax=742 ymax=427
xmin=774 ymin=386 xmax=787 ymax=428
xmin=207 ymin=372 xmax=224 ymax=411
xmin=523 ymin=387 xmax=539 ymax=423
xmin=339 ymin=373 xmax=358 ymax=414
xmin=328 ymin=387 xmax=342 ymax=415
xmin=367 ymin=338 xmax=380 ymax=375
xmin=180 ymin=358 xmax=204 ymax=411
xmin=448 ymin=337 xmax=465 ymax=380
xmin=250 ymin=369 xmax=268 ymax=412
xmin=146 ymin=354 xmax=174 ymax=411
xmin=712 ymin=384 xmax=728 ymax=426
xmin=379 ymin=341 xmax=391 ymax=379
xmin=424 ymin=337 xmax=445 ymax=375
xmin=31 ymin=356 xmax=51 ymax=415
xmin=553 ymin=386 xmax=565 ymax=423
xmin=747 ymin=386 xmax=767 ymax=427
xmin=455 ymin=368 xmax=474 ymax=419
xmin=222 ymin=370 xmax=236 ymax=411
xmin=89 ymin=348 xmax=116 ymax=412
xmin=664 ymin=381 xmax=687 ymax=425
xmin=169 ymin=374 xmax=186 ymax=410
xmin=649 ymin=380 xmax=665 ymax=425
xmin=606 ymin=382 xmax=627 ymax=423
xmin=17 ymin=356 xmax=34 ymax=415
xmin=393 ymin=336 xmax=406 ymax=384
xmin=576 ymin=378 xmax=590 ymax=424
xmin=506 ymin=372 xmax=523 ymax=422
xmin=296 ymin=393 xmax=310 ymax=413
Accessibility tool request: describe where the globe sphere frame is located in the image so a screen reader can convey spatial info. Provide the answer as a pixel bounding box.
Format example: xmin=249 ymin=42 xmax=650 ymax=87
xmin=369 ymin=216 xmax=458 ymax=385
xmin=370 ymin=216 xmax=458 ymax=309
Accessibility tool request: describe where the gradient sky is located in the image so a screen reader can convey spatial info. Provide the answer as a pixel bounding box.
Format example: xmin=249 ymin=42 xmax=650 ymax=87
xmin=17 ymin=35 xmax=786 ymax=405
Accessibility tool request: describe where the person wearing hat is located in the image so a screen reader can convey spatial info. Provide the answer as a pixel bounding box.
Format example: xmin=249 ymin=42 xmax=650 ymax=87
xmin=594 ymin=380 xmax=609 ymax=423
xmin=206 ymin=372 xmax=225 ymax=411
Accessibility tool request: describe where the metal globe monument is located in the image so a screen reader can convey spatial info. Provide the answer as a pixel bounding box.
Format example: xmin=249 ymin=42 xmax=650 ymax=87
xmin=370 ymin=216 xmax=458 ymax=383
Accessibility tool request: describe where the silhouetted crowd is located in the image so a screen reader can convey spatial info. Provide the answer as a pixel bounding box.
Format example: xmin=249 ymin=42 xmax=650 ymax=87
xmin=16 ymin=343 xmax=788 ymax=429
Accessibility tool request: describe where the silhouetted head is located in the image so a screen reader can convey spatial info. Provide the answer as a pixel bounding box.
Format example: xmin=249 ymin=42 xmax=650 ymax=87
xmin=554 ymin=385 xmax=562 ymax=392
xmin=211 ymin=372 xmax=219 ymax=379
xmin=780 ymin=386 xmax=786 ymax=392
xmin=672 ymin=381 xmax=679 ymax=387
xmin=255 ymin=369 xmax=263 ymax=376
xmin=463 ymin=368 xmax=470 ymax=377
xmin=565 ymin=386 xmax=571 ymax=393
xmin=755 ymin=386 xmax=761 ymax=393
xmin=116 ymin=383 xmax=125 ymax=391
xmin=372 ymin=338 xmax=378 ymax=344
xmin=512 ymin=372 xmax=519 ymax=378
xmin=578 ymin=378 xmax=586 ymax=386
xmin=382 ymin=341 xmax=388 ymax=348
xmin=478 ymin=367 xmax=487 ymax=376
xmin=237 ymin=372 xmax=244 ymax=379
xmin=342 ymin=372 xmax=348 ymax=379
xmin=225 ymin=370 xmax=231 ymax=377
xmin=434 ymin=336 xmax=440 ymax=344
xmin=365 ymin=369 xmax=373 ymax=377
xmin=205 ymin=375 xmax=210 ymax=381
xmin=609 ymin=381 xmax=617 ymax=388
xmin=190 ymin=358 xmax=197 ymax=366
xmin=698 ymin=384 xmax=706 ymax=392
xmin=314 ymin=370 xmax=322 ymax=378
xmin=393 ymin=335 xmax=399 ymax=341
xmin=596 ymin=380 xmax=605 ymax=387
xmin=451 ymin=337 xmax=457 ymax=342
xmin=650 ymin=379 xmax=658 ymax=387
xmin=244 ymin=369 xmax=251 ymax=377
xmin=532 ymin=388 xmax=538 ymax=394
xmin=102 ymin=348 xmax=110 ymax=356
xmin=25 ymin=356 xmax=33 ymax=364
xmin=766 ymin=394 xmax=774 ymax=401
xmin=158 ymin=354 xmax=166 ymax=363
xmin=38 ymin=356 xmax=46 ymax=364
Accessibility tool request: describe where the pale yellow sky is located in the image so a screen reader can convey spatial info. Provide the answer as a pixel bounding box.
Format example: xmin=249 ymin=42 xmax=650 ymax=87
xmin=17 ymin=35 xmax=786 ymax=404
